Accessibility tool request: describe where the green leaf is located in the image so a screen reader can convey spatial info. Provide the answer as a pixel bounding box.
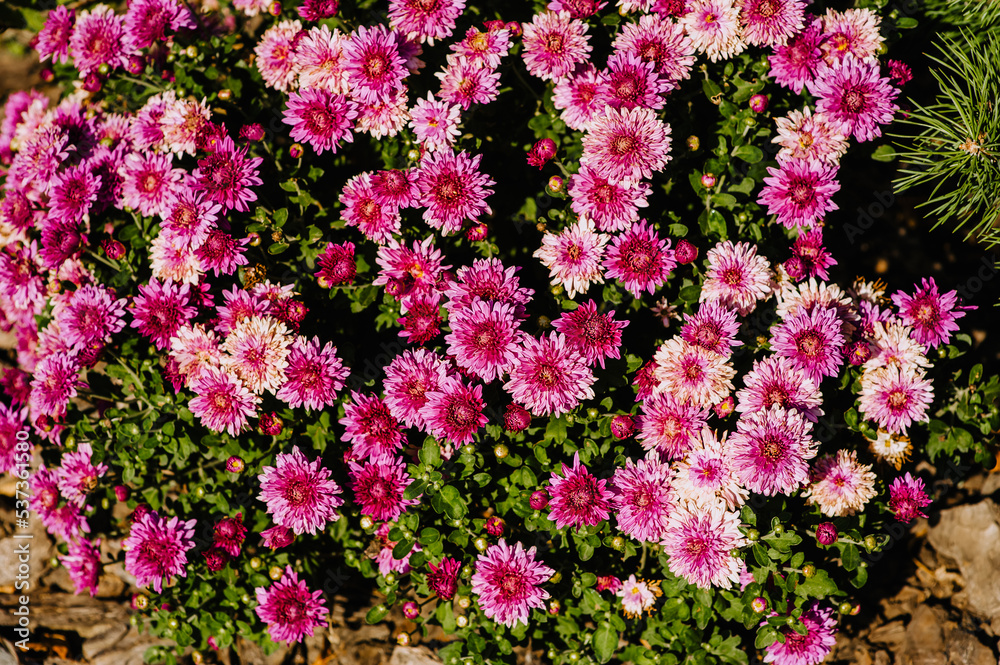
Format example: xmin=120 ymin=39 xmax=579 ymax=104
xmin=755 ymin=625 xmax=779 ymax=649
xmin=732 ymin=145 xmax=764 ymax=163
xmin=392 ymin=539 xmax=414 ymax=560
xmin=592 ymin=623 xmax=618 ymax=663
xmin=366 ymin=604 xmax=389 ymax=624
xmin=267 ymin=242 xmax=289 ymax=255
xmin=273 ymin=208 xmax=289 ymax=227
xmin=439 ymin=485 xmax=468 ymax=520
xmin=841 ymin=544 xmax=860 ymax=572
xmin=871 ymin=145 xmax=897 ymax=162
xmin=794 ymin=569 xmax=840 ymax=598
xmin=403 ymin=480 xmax=425 ymax=501
xmin=419 ymin=527 xmax=440 ymax=544
xmin=896 ymin=16 xmax=918 ymax=28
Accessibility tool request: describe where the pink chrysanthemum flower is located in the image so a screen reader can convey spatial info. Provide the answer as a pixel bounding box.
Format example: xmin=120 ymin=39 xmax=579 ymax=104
xmin=604 ymin=52 xmax=668 ymax=111
xmin=729 ymin=405 xmax=818 ymax=495
xmin=276 ymin=336 xmax=349 ymax=411
xmin=803 ymin=449 xmax=878 ymax=517
xmin=53 ymin=284 xmax=127 ymax=354
xmin=699 ymin=241 xmax=773 ymax=316
xmin=436 ymin=56 xmax=502 ymax=110
xmin=735 ymin=355 xmax=824 ymax=422
xmin=374 ymin=235 xmax=449 ymax=306
xmin=552 ymin=64 xmax=610 ymax=131
xmin=569 ymin=165 xmax=651 ymax=233
xmin=296 ymin=25 xmax=348 ymax=93
xmin=349 ymin=454 xmax=419 ymax=522
xmin=521 ymin=11 xmax=592 ymax=82
xmin=763 ymin=603 xmax=838 ymax=665
xmin=759 ymin=158 xmax=840 ymax=229
xmin=428 ymin=556 xmax=462 ymax=599
xmin=771 ymin=306 xmax=846 ymax=384
xmin=340 ymin=392 xmax=407 ymax=459
xmin=416 ymin=150 xmax=495 ymax=235
xmin=316 ymin=242 xmax=357 ymax=287
xmin=257 ymin=446 xmax=344 ymax=535
xmin=160 ymin=189 xmax=221 ymax=249
xmin=282 ymin=88 xmax=357 ymax=155
xmin=680 ymin=0 xmax=746 ymax=62
xmin=221 ymin=316 xmax=292 ymax=395
xmin=409 ymin=93 xmax=461 ymax=152
xmin=768 ymin=17 xmax=825 ymax=94
xmin=680 ymin=302 xmax=741 ymax=356
xmin=69 ymin=4 xmax=128 ymax=76
xmin=215 ymin=286 xmax=270 ymax=336
xmin=471 ymin=539 xmax=554 ymax=628
xmin=149 ymin=233 xmax=200 ymax=284
xmin=371 ymin=169 xmax=419 ymax=209
xmin=611 ymin=456 xmax=674 ymax=542
xmin=213 ymin=513 xmax=247 ymax=557
xmin=420 ymin=376 xmax=488 ymax=446
xmin=254 ymin=566 xmax=329 ymax=645
xmin=296 ymin=0 xmax=339 ymax=20
xmin=552 ymin=299 xmax=628 ymax=369
xmin=445 ymin=299 xmax=523 ymax=382
xmin=582 ymin=106 xmax=671 ymax=182
xmin=122 ymin=510 xmax=196 ymax=593
xmin=739 ymin=0 xmax=805 ymax=47
xmin=638 ymin=391 xmax=709 ymax=459
xmin=812 ymin=56 xmax=899 ymax=143
xmin=773 ymin=108 xmax=849 ymax=166
xmin=340 ymin=172 xmax=401 ymax=244
xmin=37 ymin=6 xmax=75 ymax=64
xmin=445 ymin=257 xmax=535 ymax=314
xmin=617 ymin=575 xmax=662 ymax=618
xmin=193 ymin=135 xmax=263 ymax=213
xmin=505 ymin=333 xmax=595 ymax=416
xmin=254 ymin=20 xmax=303 ymax=92
xmin=388 ymin=0 xmax=465 ymax=44
xmin=548 ymin=0 xmax=607 ymax=17
xmin=863 ymin=321 xmax=930 ymax=373
xmin=534 ymin=218 xmax=609 ymax=299
xmin=169 ymin=324 xmax=223 ymax=385
xmin=672 ymin=429 xmax=748 ymax=510
xmin=547 ymin=452 xmax=613 ymax=529
xmin=602 ymin=220 xmax=676 ymax=297
xmin=661 ymin=502 xmax=744 ymax=589
xmin=775 ymin=278 xmax=858 ymax=330
xmin=30 ymin=352 xmax=85 ymax=420
xmin=129 ymin=279 xmax=196 ymax=350
xmin=821 ymin=8 xmax=883 ymax=65
xmin=399 ymin=298 xmax=443 ymax=345
xmin=858 ymin=365 xmax=933 ymax=434
xmin=383 ymin=348 xmax=449 ymax=429
xmin=0 ymin=404 xmax=28 ymax=474
xmin=888 ymin=472 xmax=932 ymax=523
xmin=890 ymin=277 xmax=968 ymax=349
xmin=451 ymin=26 xmax=511 ymax=68
xmin=188 ymin=367 xmax=260 ymax=436
xmin=60 ymin=537 xmax=101 ymax=597
xmin=613 ymin=13 xmax=694 ymax=86
xmin=653 ymin=337 xmax=736 ymax=408
xmin=120 ymin=152 xmax=185 ymax=218
xmin=343 ymin=24 xmax=408 ymax=105
xmin=356 ymin=90 xmax=410 ymax=139
xmin=57 ymin=445 xmax=108 ymax=507
xmin=790 ymin=228 xmax=838 ymax=282
xmin=123 ymin=0 xmax=194 ymax=51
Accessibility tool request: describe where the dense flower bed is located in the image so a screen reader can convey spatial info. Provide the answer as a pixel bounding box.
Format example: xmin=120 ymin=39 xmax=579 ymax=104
xmin=1 ymin=0 xmax=998 ymax=663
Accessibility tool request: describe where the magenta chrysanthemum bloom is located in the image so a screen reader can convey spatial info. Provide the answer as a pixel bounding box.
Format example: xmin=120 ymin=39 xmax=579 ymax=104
xmin=29 ymin=352 xmax=83 ymax=420
xmin=56 ymin=445 xmax=108 ymax=507
xmin=552 ymin=64 xmax=610 ymax=131
xmin=582 ymin=106 xmax=671 ymax=182
xmin=343 ymin=24 xmax=407 ymax=105
xmin=445 ymin=257 xmax=534 ymax=314
xmin=123 ymin=0 xmax=194 ymax=51
xmin=858 ymin=365 xmax=933 ymax=434
xmin=604 ymin=52 xmax=668 ymax=110
xmin=221 ymin=316 xmax=292 ymax=395
xmin=680 ymin=0 xmax=746 ymax=62
xmin=340 ymin=172 xmax=401 ymax=244
xmin=759 ymin=158 xmax=841 ymax=229
xmin=821 ymin=8 xmax=883 ymax=64
xmin=340 ymin=391 xmax=407 ymax=459
xmin=428 ymin=556 xmax=462 ymax=599
xmin=680 ymin=302 xmax=741 ymax=356
xmin=451 ymin=25 xmax=511 ymax=68
xmin=771 ymin=306 xmax=846 ymax=384
xmin=60 ymin=537 xmax=101 ymax=597
xmin=68 ymin=5 xmax=128 ymax=76
xmin=699 ymin=241 xmax=772 ymax=316
xmin=275 ymin=336 xmax=349 ymax=411
xmin=416 ymin=150 xmax=494 ymax=235
xmin=374 ymin=236 xmax=449 ymax=307
xmin=790 ymin=228 xmax=838 ymax=282
xmin=0 ymin=404 xmax=28 ymax=475
xmin=122 ymin=510 xmax=196 ymax=593
xmin=37 ymin=6 xmax=75 ymax=64
xmin=504 ymin=333 xmax=595 ymax=416
xmin=445 ymin=299 xmax=523 ymax=382
xmin=420 ymin=376 xmax=488 ymax=446
xmin=763 ymin=603 xmax=837 ymax=665
xmin=534 ymin=218 xmax=609 ymax=299
xmin=739 ymin=0 xmax=805 ymax=47
xmin=160 ymin=189 xmax=220 ymax=249
xmin=890 ymin=277 xmax=968 ymax=349
xmin=773 ymin=108 xmax=849 ymax=166
xmin=637 ymin=391 xmax=708 ymax=459
xmin=547 ymin=452 xmax=613 ymax=529
xmin=729 ymin=405 xmax=818 ymax=495
xmin=388 ymin=0 xmax=465 ymax=44
xmin=569 ymin=165 xmax=651 ymax=233
xmin=613 ymin=13 xmax=694 ymax=86
xmin=316 ymin=242 xmax=357 ymax=287
xmin=661 ymin=502 xmax=743 ymax=589
xmin=255 ymin=20 xmax=302 ymax=92
xmin=371 ymin=169 xmax=419 ymax=209
xmin=611 ymin=457 xmax=674 ymax=542
xmin=803 ymin=449 xmax=877 ymax=517
xmin=120 ymin=152 xmax=185 ymax=218
xmin=768 ymin=17 xmax=825 ymax=94
xmin=552 ymin=299 xmax=628 ymax=369
xmin=282 ymin=88 xmax=357 ymax=155
xmin=888 ymin=472 xmax=932 ymax=523
xmin=521 ymin=11 xmax=592 ymax=82
xmin=211 ymin=513 xmax=247 ymax=557
xmin=409 ymin=93 xmax=461 ymax=152
xmin=53 ymin=284 xmax=127 ymax=354
xmin=383 ymin=348 xmax=449 ymax=429
xmin=653 ymin=338 xmax=736 ymax=409
xmin=812 ymin=56 xmax=899 ymax=143
xmin=436 ymin=57 xmax=502 ymax=110
xmin=471 ymin=539 xmax=553 ymax=628
xmin=602 ymin=220 xmax=676 ymax=297
xmin=188 ymin=367 xmax=260 ymax=436
xmin=735 ymin=355 xmax=824 ymax=422
xmin=193 ymin=135 xmax=263 ymax=213
xmin=257 ymin=446 xmax=344 ymax=535
xmin=261 ymin=525 xmax=295 ymax=550
xmin=349 ymin=454 xmax=419 ymax=522
xmin=399 ymin=298 xmax=443 ymax=345
xmin=297 ymin=0 xmax=340 ymax=20
xmin=255 ymin=566 xmax=329 ymax=645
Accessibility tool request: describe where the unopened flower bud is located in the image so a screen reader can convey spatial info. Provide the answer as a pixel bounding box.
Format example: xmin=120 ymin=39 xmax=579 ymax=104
xmin=102 ymin=238 xmax=125 ymax=260
xmin=751 ymin=597 xmax=767 ymax=613
xmin=686 ymin=135 xmax=700 ymax=151
xmin=226 ymin=456 xmax=245 ymax=473
xmin=40 ymin=68 xmax=55 ymax=83
xmin=547 ymin=175 xmax=564 ymax=194
xmin=360 ymin=515 xmax=374 ymax=530
xmin=403 ymin=602 xmax=420 ymax=619
xmin=97 ymin=62 xmax=111 ymax=76
xmin=465 ymin=223 xmax=488 ymax=242
xmin=610 ymin=415 xmax=636 ymax=439
xmin=83 ymin=73 xmax=102 ymax=93
xmin=749 ymin=94 xmax=769 ymax=113
xmin=268 ymin=566 xmax=284 ymax=581
xmin=701 ymin=173 xmax=717 ymax=188
xmin=268 ymin=0 xmax=282 ymax=15
xmin=485 ymin=516 xmax=504 ymax=536
xmin=289 ymin=143 xmax=304 ymax=159
xmin=526 ymin=138 xmax=557 ymax=169
xmin=815 ymin=522 xmax=838 ymax=545
xmin=504 ymin=404 xmax=531 ymax=432
xmin=127 ymin=55 xmax=144 ymax=74
xmin=396 ymin=633 xmax=410 ymax=646
xmin=675 ymin=239 xmax=699 ymax=264
xmin=456 ymin=615 xmax=468 ymax=628
xmin=493 ymin=444 xmax=509 ymax=459
xmin=714 ymin=396 xmax=735 ymax=418
xmin=529 ymin=490 xmax=549 ymax=510
xmin=114 ymin=485 xmax=131 ymax=502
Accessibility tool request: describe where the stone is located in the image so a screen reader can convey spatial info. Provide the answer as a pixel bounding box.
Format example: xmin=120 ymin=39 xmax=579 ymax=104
xmin=868 ymin=620 xmax=906 ymax=650
xmin=82 ymin=623 xmax=129 ymax=660
xmin=900 ymin=605 xmax=947 ymax=665
xmin=945 ymin=628 xmax=996 ymax=665
xmin=389 ymin=646 xmax=442 ymax=665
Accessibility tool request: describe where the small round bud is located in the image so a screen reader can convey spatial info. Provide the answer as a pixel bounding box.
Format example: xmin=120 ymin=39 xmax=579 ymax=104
xmin=526 ymin=138 xmax=557 ymax=169
xmin=268 ymin=0 xmax=282 ymax=15
xmin=474 ymin=537 xmax=488 ymax=552
xmin=751 ymin=597 xmax=767 ymax=613
xmin=407 ymin=148 xmax=421 ymax=161
xmin=493 ymin=444 xmax=509 ymax=460
xmin=83 ymin=73 xmax=102 ymax=93
xmin=529 ymin=490 xmax=549 ymax=510
xmin=547 ymin=176 xmax=564 ymax=194
xmin=611 ymin=536 xmax=625 ymax=551
xmin=547 ymin=649 xmax=558 ymax=660
xmin=773 ymin=523 xmax=785 ymax=535
xmin=360 ymin=515 xmax=374 ymax=530
xmin=802 ymin=564 xmax=816 ymax=579
xmin=192 ymin=652 xmax=204 ymax=665
xmin=185 ymin=45 xmax=199 ymax=59
xmin=192 ymin=486 xmax=205 ymax=500
xmin=289 ymin=143 xmax=304 ymax=159
xmin=114 ymin=485 xmax=131 ymax=502
xmin=686 ymin=135 xmax=700 ymax=151
xmin=567 ymin=652 xmax=580 ymax=663
xmin=98 ymin=63 xmax=111 ymax=76
xmin=126 ymin=55 xmax=144 ymax=74
xmin=713 ymin=396 xmax=735 ymax=418
xmin=461 ymin=565 xmax=473 ymax=578
xmin=40 ymin=68 xmax=55 ymax=82
xmin=746 ymin=528 xmax=759 ymax=542
xmin=455 ymin=615 xmax=469 ymax=628
xmin=226 ymin=456 xmax=245 ymax=473
xmin=132 ymin=594 xmax=149 ymax=611
xmin=384 ymin=572 xmax=396 ymax=585
xmin=101 ymin=238 xmax=126 ymax=260
xmin=838 ymin=602 xmax=853 ymax=615
xmin=785 ymin=615 xmax=797 ymax=627
xmin=250 ymin=557 xmax=262 ymax=570
xmin=129 ymin=615 xmax=140 ymax=627
xmin=815 ymin=522 xmax=838 ymax=546
xmin=749 ymin=94 xmax=769 ymax=113
xmin=675 ymin=239 xmax=699 ymax=264
xmin=586 ymin=407 xmax=599 ymax=419
xmin=101 ymin=497 xmax=110 ymax=510
xmin=457 ymin=595 xmax=471 ymax=609
xmin=461 ymin=443 xmax=475 ymax=456
xmin=485 ymin=516 xmax=504 ymax=536
xmin=268 ymin=566 xmax=284 ymax=581
xmin=396 ymin=633 xmax=410 ymax=646
xmin=403 ymin=602 xmax=420 ymax=619
xmin=168 ymin=618 xmax=179 ymax=630
xmin=864 ymin=535 xmax=877 ymax=551
xmin=700 ymin=173 xmax=717 ymax=188
xmin=744 ymin=117 xmax=757 ymax=127
xmin=505 ymin=21 xmax=522 ymax=37
xmin=504 ymin=403 xmax=531 ymax=432
xmin=548 ymin=600 xmax=560 ymax=615
xmin=549 ymin=571 xmax=562 ymax=584
xmin=610 ymin=414 xmax=635 ymax=439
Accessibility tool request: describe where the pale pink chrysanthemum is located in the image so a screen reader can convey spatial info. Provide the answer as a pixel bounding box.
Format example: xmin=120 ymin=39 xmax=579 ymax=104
xmin=276 ymin=336 xmax=349 ymax=411
xmin=803 ymin=449 xmax=878 ymax=517
xmin=680 ymin=0 xmax=746 ymax=62
xmin=552 ymin=299 xmax=628 ymax=369
xmin=420 ymin=376 xmax=487 ymax=446
xmin=611 ymin=456 xmax=674 ymax=542
xmin=160 ymin=189 xmax=221 ymax=249
xmin=890 ymin=277 xmax=968 ymax=350
xmin=820 ymin=8 xmax=883 ymax=65
xmin=169 ymin=324 xmax=224 ymax=384
xmin=416 ymin=150 xmax=495 ymax=235
xmin=0 ymin=241 xmax=47 ymax=319
xmin=68 ymin=4 xmax=129 ymax=76
xmin=533 ymin=218 xmax=609 ymax=299
xmin=858 ymin=365 xmax=933 ymax=435
xmin=581 ymin=106 xmax=671 ymax=182
xmin=254 ymin=566 xmax=329 ymax=644
xmin=342 ymin=24 xmax=408 ymax=105
xmin=775 ymin=278 xmax=858 ymax=332
xmin=220 ymin=316 xmax=292 ymax=395
xmin=340 ymin=172 xmax=402 ymax=244
xmin=771 ymin=306 xmax=846 ymax=384
xmin=471 ymin=539 xmax=554 ymax=628
xmin=728 ymin=405 xmax=818 ymax=495
xmin=356 ymin=89 xmax=410 ymax=139
xmin=521 ymin=11 xmax=592 ymax=82
xmin=409 ymin=93 xmax=461 ymax=152
xmin=149 ymin=233 xmax=202 ymax=285
xmin=759 ymin=158 xmax=841 ymax=229
xmin=388 ymin=0 xmax=466 ymax=45
xmin=48 ymin=163 xmax=101 ymax=225
xmin=340 ymin=392 xmax=408 ymax=459
xmin=661 ymin=502 xmax=744 ymax=589
xmin=122 ymin=510 xmax=196 ymax=593
xmin=37 ymin=6 xmax=75 ymax=64
xmin=450 ymin=26 xmax=511 ymax=69
xmin=680 ymin=302 xmax=741 ymax=357
xmin=735 ymin=355 xmax=824 ymax=422
xmin=349 ymin=454 xmax=419 ymax=522
xmin=548 ymin=0 xmax=607 ymax=17
xmin=29 ymin=352 xmax=83 ymax=420
xmin=254 ymin=20 xmax=303 ymax=92
xmin=120 ymin=152 xmax=185 ymax=218
xmin=617 ymin=575 xmax=662 ymax=618
xmin=215 ymin=286 xmax=270 ymax=336
xmin=888 ymin=473 xmax=932 ymax=523
xmin=604 ymin=51 xmax=668 ymax=111
xmin=504 ymin=333 xmax=595 ymax=417
xmin=638 ymin=391 xmax=709 ymax=459
xmin=552 ymin=64 xmax=611 ymax=131
xmin=613 ymin=13 xmax=694 ymax=86
xmin=383 ymin=348 xmax=450 ymax=429
xmin=763 ymin=603 xmax=838 ymax=665
xmin=188 ymin=367 xmax=260 ymax=436
xmin=371 ymin=169 xmax=419 ymax=209
xmin=60 ymin=537 xmax=101 ymax=597
xmin=602 ymin=219 xmax=676 ymax=297
xmin=812 ymin=56 xmax=899 ymax=143
xmin=296 ymin=25 xmax=349 ymax=93
xmin=653 ymin=337 xmax=736 ymax=408
xmin=283 ymin=88 xmax=357 ymax=155
xmin=193 ymin=135 xmax=263 ymax=214
xmin=739 ymin=0 xmax=805 ymax=47
xmin=773 ymin=108 xmax=849 ymax=166
xmin=768 ymin=16 xmax=825 ymax=94
xmin=569 ymin=165 xmax=651 ymax=233
xmin=436 ymin=56 xmax=502 ymax=110
xmin=257 ymin=446 xmax=344 ymax=535
xmin=548 ymin=452 xmax=613 ymax=529
xmin=862 ymin=321 xmax=930 ymax=373
xmin=672 ymin=428 xmax=747 ymax=510
xmin=445 ymin=299 xmax=523 ymax=382
xmin=699 ymin=241 xmax=773 ymax=316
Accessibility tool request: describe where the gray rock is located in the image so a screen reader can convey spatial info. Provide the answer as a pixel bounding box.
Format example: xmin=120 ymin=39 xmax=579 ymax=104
xmin=82 ymin=623 xmax=129 ymax=660
xmin=945 ymin=628 xmax=996 ymax=665
xmin=389 ymin=646 xmax=442 ymax=665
